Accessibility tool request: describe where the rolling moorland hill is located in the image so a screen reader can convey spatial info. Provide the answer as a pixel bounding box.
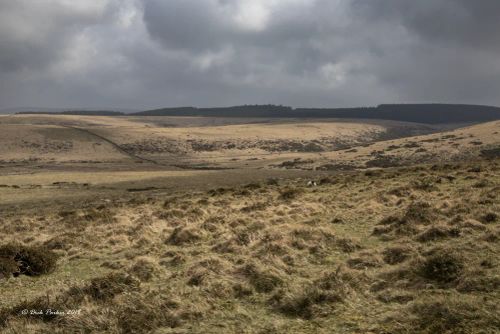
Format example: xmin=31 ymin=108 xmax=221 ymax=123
xmin=14 ymin=103 xmax=500 ymax=124
xmin=272 ymin=120 xmax=500 ymax=171
xmin=0 ymin=114 xmax=498 ymax=333
xmin=0 ymin=115 xmax=434 ymax=166
xmin=0 ymin=117 xmax=498 ymax=210
xmin=1 ymin=114 xmax=497 ymax=172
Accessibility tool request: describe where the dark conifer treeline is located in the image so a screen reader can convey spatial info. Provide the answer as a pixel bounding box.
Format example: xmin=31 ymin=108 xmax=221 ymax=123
xmin=135 ymin=104 xmax=500 ymax=124
xmin=16 ymin=104 xmax=500 ymax=124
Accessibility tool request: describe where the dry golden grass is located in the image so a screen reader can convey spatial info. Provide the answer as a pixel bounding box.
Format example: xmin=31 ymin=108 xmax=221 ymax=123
xmin=0 ymin=114 xmax=432 ymax=167
xmin=1 ymin=115 xmax=497 ymax=176
xmin=0 ymin=157 xmax=498 ymax=333
xmin=0 ymin=124 xmax=128 ymax=163
xmin=270 ymin=120 xmax=500 ymax=171
xmin=0 ymin=116 xmax=499 ymax=332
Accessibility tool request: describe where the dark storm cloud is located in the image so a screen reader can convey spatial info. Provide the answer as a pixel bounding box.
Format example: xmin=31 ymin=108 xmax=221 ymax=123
xmin=0 ymin=0 xmax=499 ymax=110
xmin=143 ymin=0 xmax=231 ymax=52
xmin=353 ymin=0 xmax=500 ymax=51
xmin=350 ymin=0 xmax=500 ymax=104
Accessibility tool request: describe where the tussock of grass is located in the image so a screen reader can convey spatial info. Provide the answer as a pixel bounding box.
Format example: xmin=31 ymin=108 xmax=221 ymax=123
xmin=270 ymin=270 xmax=348 ymax=319
xmin=167 ymin=227 xmax=201 ymax=245
xmin=382 ymin=245 xmax=414 ymax=265
xmin=129 ymin=259 xmax=157 ymax=282
xmin=374 ymin=201 xmax=439 ymax=238
xmin=0 ymin=257 xmax=18 ymax=280
xmin=456 ymin=275 xmax=500 ymax=293
xmin=403 ymin=201 xmax=437 ymax=224
xmin=115 ymin=292 xmax=185 ymax=334
xmin=418 ymin=250 xmax=464 ymax=283
xmin=416 ymin=225 xmax=460 ymax=242
xmin=279 ymin=187 xmax=303 ymax=200
xmin=480 ymin=212 xmax=498 ymax=223
xmin=385 ymin=296 xmax=500 ymax=334
xmin=0 ymin=244 xmax=58 ymax=279
xmin=347 ymin=252 xmax=383 ymax=269
xmin=240 ymin=263 xmax=284 ymax=293
xmin=79 ymin=272 xmax=141 ymax=301
xmin=411 ymin=177 xmax=439 ymax=191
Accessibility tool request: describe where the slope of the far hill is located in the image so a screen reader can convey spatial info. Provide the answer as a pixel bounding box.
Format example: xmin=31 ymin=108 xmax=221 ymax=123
xmin=269 ymin=120 xmax=500 ymax=171
xmin=15 ymin=103 xmax=500 ymax=124
xmin=0 ymin=114 xmax=438 ymax=167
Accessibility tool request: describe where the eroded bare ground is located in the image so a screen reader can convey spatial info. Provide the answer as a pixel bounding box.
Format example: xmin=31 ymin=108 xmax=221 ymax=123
xmin=0 ymin=157 xmax=499 ymax=333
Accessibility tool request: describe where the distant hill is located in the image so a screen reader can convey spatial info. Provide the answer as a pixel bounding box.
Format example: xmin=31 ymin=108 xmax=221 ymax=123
xmin=133 ymin=105 xmax=293 ymax=117
xmin=12 ymin=104 xmax=500 ymax=124
xmin=134 ymin=104 xmax=500 ymax=124
xmin=296 ymin=104 xmax=500 ymax=124
xmin=16 ymin=110 xmax=125 ymax=116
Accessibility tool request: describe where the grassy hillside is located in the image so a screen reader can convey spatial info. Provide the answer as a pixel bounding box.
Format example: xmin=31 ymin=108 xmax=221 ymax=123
xmin=0 ymin=115 xmax=435 ymax=166
xmin=0 ymin=124 xmax=131 ymax=164
xmin=0 ymin=158 xmax=498 ymax=333
xmin=0 ymin=116 xmax=498 ymax=333
xmin=272 ymin=120 xmax=500 ymax=171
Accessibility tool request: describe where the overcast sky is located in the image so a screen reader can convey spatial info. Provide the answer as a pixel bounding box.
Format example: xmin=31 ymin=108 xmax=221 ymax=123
xmin=1 ymin=0 xmax=499 ymax=110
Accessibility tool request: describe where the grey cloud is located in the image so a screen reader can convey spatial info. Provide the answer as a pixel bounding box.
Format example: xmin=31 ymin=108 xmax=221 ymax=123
xmin=353 ymin=0 xmax=500 ymax=51
xmin=349 ymin=0 xmax=500 ymax=104
xmin=143 ymin=0 xmax=231 ymax=52
xmin=0 ymin=1 xmax=116 ymax=73
xmin=0 ymin=0 xmax=499 ymax=110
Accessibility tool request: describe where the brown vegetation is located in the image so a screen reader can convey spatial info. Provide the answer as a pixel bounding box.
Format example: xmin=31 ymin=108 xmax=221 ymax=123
xmin=0 ymin=116 xmax=499 ymax=333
